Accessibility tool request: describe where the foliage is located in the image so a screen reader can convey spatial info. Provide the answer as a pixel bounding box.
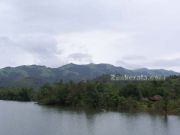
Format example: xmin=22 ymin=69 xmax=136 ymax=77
xmin=0 ymin=88 xmax=33 ymax=101
xmin=35 ymin=76 xmax=180 ymax=114
xmin=1 ymin=76 xmax=180 ymax=114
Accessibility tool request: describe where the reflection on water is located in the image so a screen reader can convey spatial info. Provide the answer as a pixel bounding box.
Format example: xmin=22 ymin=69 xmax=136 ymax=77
xmin=0 ymin=101 xmax=180 ymax=135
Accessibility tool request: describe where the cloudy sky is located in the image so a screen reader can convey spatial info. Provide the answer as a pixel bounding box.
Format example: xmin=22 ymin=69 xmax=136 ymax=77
xmin=0 ymin=0 xmax=180 ymax=71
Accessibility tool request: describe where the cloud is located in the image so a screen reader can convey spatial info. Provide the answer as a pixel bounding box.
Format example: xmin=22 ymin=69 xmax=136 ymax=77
xmin=0 ymin=0 xmax=180 ymax=71
xmin=0 ymin=35 xmax=64 ymax=67
xmin=68 ymin=53 xmax=92 ymax=63
xmin=0 ymin=0 xmax=123 ymax=35
xmin=56 ymin=30 xmax=134 ymax=64
xmin=117 ymin=57 xmax=180 ymax=71
xmin=17 ymin=34 xmax=60 ymax=56
xmin=150 ymin=58 xmax=180 ymax=68
xmin=122 ymin=55 xmax=147 ymax=61
xmin=0 ymin=37 xmax=34 ymax=67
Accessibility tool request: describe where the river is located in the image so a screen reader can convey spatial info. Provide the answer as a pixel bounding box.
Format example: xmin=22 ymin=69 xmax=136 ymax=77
xmin=0 ymin=101 xmax=179 ymax=135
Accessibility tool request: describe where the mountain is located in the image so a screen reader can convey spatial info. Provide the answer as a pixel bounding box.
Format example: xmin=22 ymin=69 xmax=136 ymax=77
xmin=132 ymin=68 xmax=178 ymax=76
xmin=0 ymin=63 xmax=179 ymax=88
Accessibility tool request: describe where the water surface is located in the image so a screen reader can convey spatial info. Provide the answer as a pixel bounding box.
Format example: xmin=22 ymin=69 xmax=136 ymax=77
xmin=0 ymin=101 xmax=180 ymax=135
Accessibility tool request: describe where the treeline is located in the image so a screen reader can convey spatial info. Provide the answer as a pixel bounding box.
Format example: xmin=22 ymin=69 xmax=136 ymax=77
xmin=0 ymin=88 xmax=33 ymax=101
xmin=36 ymin=76 xmax=180 ymax=113
xmin=0 ymin=76 xmax=180 ymax=114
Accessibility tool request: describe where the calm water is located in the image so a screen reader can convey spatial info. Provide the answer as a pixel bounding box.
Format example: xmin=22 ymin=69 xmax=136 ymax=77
xmin=0 ymin=101 xmax=180 ymax=135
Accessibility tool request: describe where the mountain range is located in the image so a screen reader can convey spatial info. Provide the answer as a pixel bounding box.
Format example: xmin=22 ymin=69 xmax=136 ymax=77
xmin=0 ymin=63 xmax=179 ymax=88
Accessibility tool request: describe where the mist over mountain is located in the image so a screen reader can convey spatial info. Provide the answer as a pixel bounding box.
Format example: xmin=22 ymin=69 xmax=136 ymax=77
xmin=0 ymin=63 xmax=179 ymax=88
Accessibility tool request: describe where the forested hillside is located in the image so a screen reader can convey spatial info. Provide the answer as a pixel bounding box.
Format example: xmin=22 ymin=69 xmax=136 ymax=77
xmin=0 ymin=63 xmax=179 ymax=88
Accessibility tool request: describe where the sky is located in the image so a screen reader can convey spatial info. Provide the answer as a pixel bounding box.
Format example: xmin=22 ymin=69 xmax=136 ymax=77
xmin=0 ymin=0 xmax=180 ymax=71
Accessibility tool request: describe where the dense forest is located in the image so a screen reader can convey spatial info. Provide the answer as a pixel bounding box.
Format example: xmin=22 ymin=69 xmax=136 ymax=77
xmin=0 ymin=75 xmax=180 ymax=114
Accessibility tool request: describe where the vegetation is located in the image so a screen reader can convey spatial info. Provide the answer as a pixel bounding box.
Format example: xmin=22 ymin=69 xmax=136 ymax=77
xmin=0 ymin=88 xmax=33 ymax=101
xmin=0 ymin=64 xmax=179 ymax=88
xmin=1 ymin=75 xmax=180 ymax=114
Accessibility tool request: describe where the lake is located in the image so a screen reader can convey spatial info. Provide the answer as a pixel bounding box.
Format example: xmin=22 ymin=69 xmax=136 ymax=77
xmin=0 ymin=101 xmax=180 ymax=135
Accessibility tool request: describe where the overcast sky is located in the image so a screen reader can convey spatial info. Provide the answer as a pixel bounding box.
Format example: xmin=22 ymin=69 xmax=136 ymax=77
xmin=0 ymin=0 xmax=180 ymax=71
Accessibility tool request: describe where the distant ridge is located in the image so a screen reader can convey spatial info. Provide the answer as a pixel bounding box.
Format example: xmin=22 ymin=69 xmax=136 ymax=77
xmin=0 ymin=63 xmax=179 ymax=88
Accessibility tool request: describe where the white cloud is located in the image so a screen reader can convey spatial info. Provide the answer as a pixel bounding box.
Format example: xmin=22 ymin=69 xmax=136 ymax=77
xmin=0 ymin=37 xmax=35 ymax=67
xmin=56 ymin=30 xmax=135 ymax=65
xmin=68 ymin=53 xmax=92 ymax=64
xmin=0 ymin=0 xmax=180 ymax=71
